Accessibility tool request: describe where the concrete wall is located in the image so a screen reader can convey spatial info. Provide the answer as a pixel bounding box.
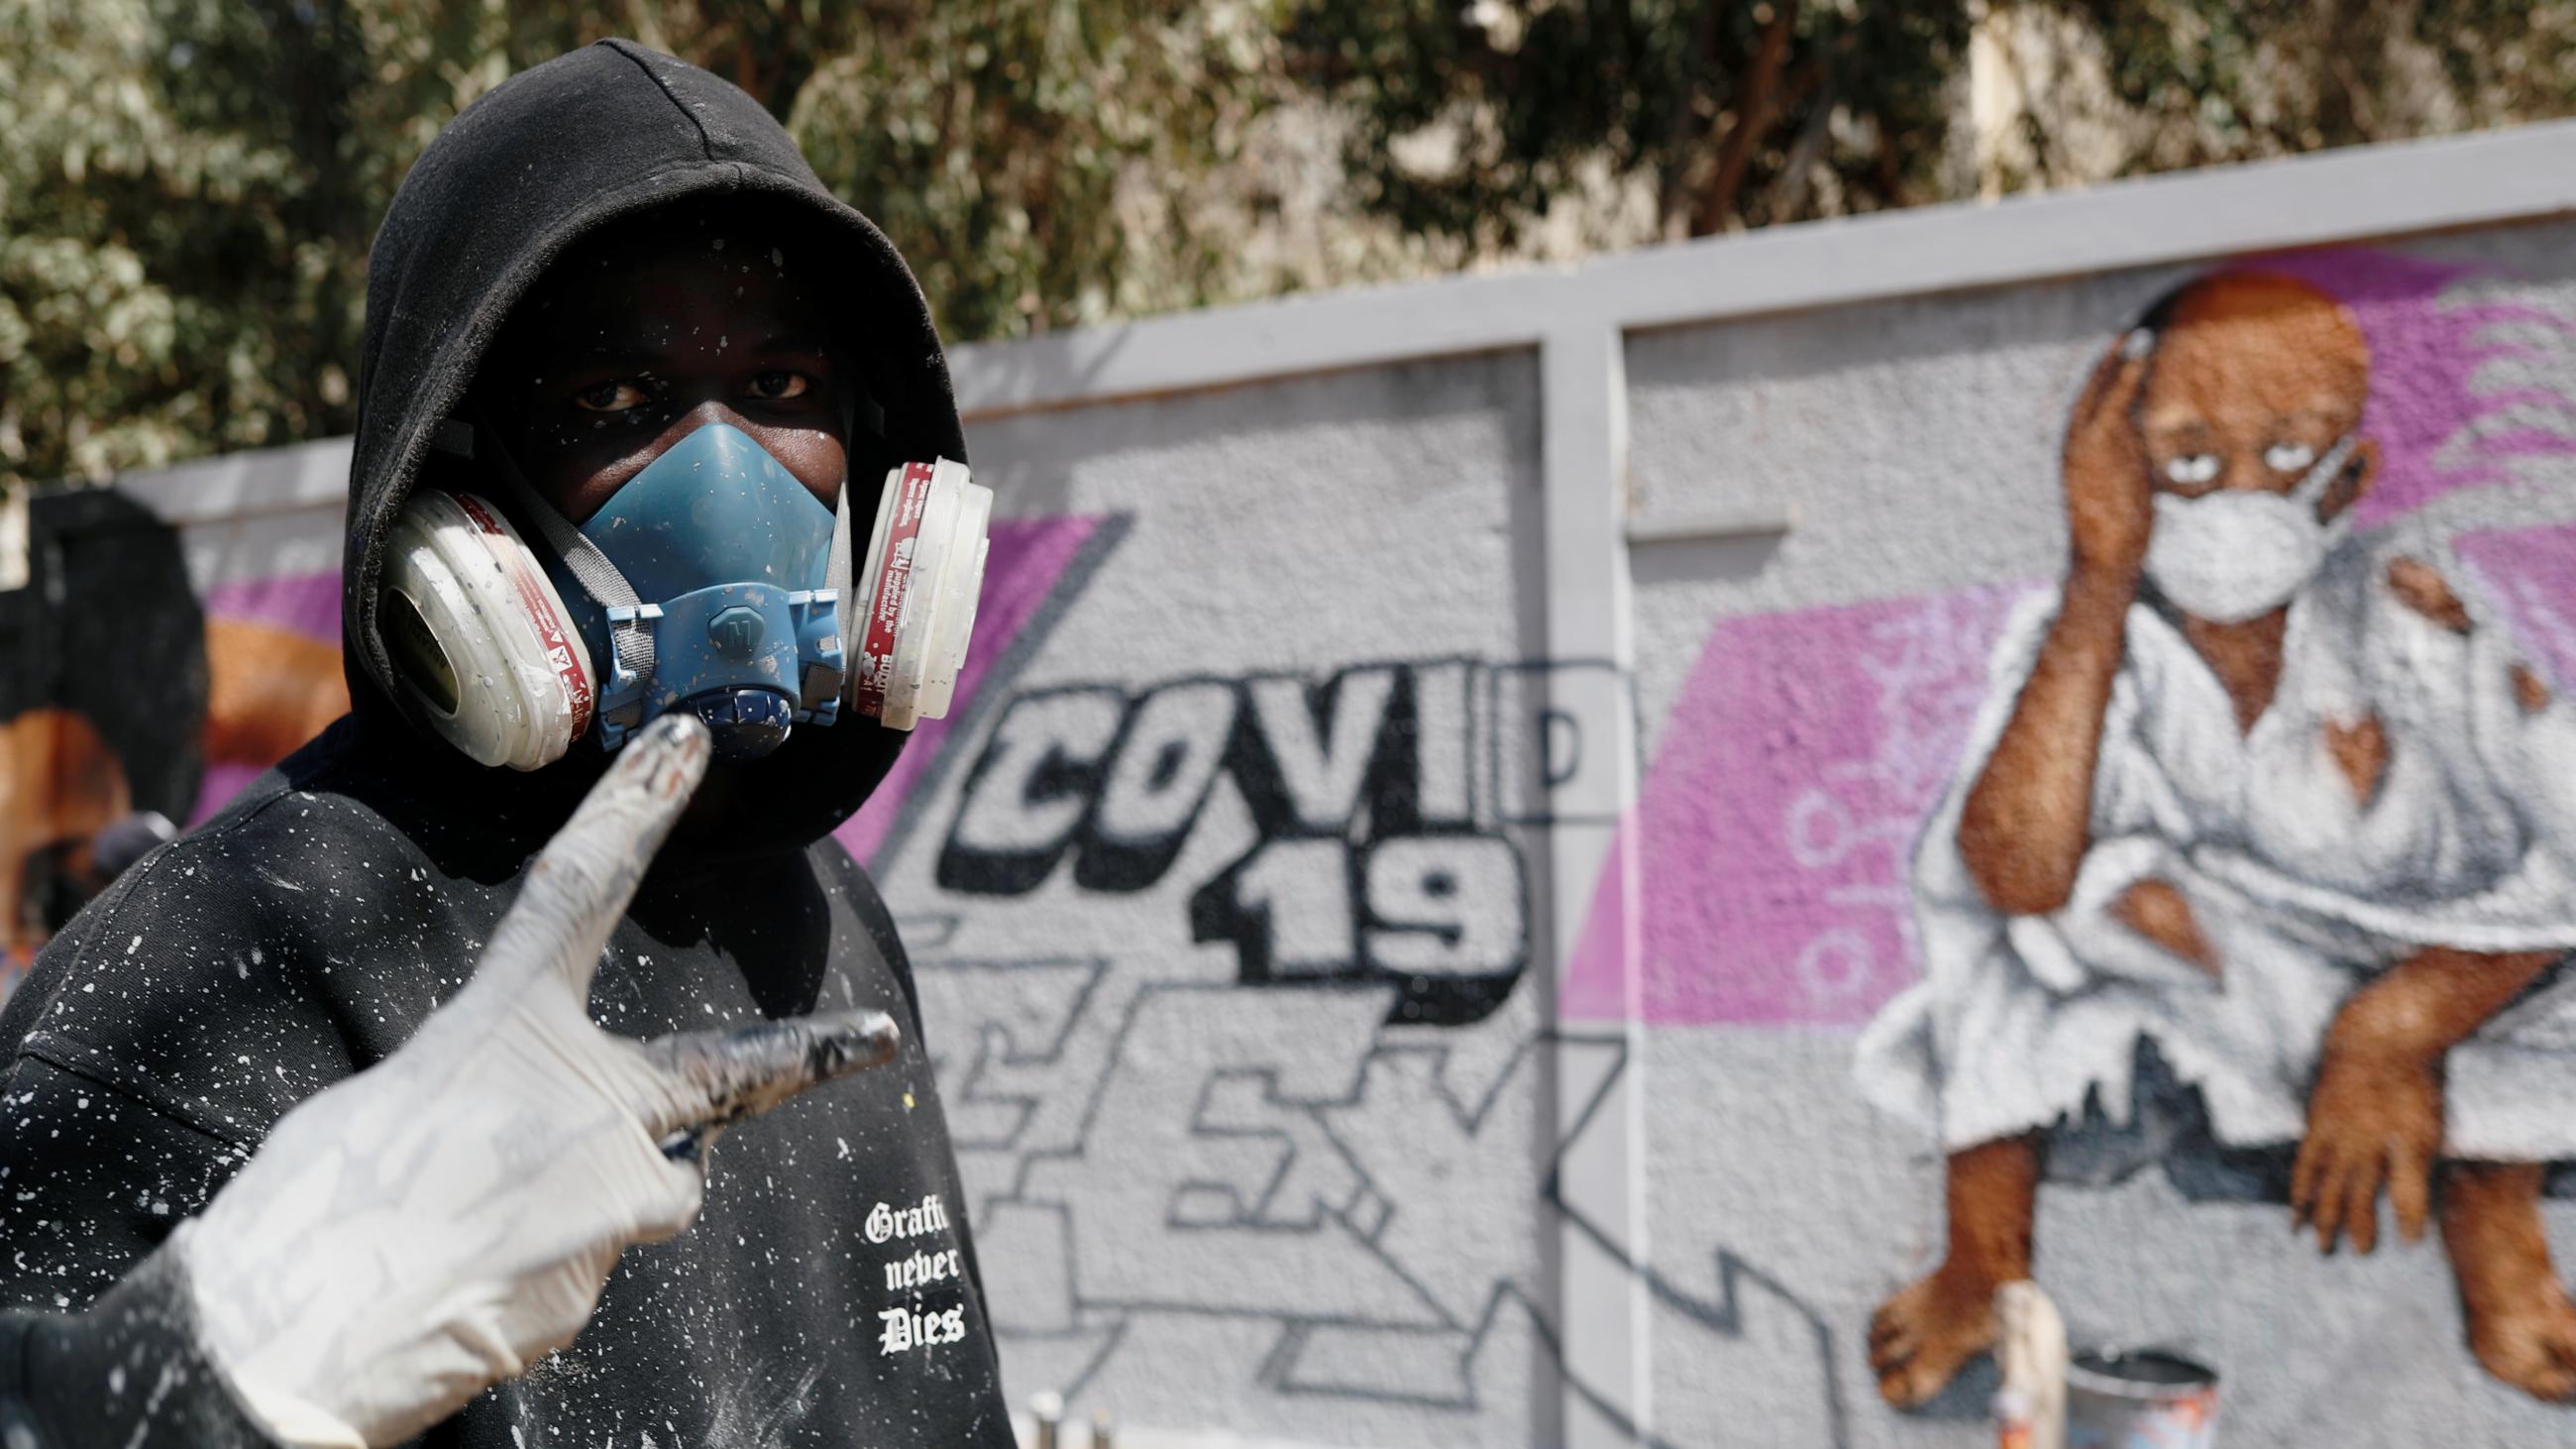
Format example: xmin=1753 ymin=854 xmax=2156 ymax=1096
xmin=1611 ymin=235 xmax=2576 ymax=1449
xmin=23 ymin=118 xmax=2576 ymax=1446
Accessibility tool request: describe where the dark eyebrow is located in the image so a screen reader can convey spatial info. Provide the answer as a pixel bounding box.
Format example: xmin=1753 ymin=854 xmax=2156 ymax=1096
xmin=743 ymin=333 xmax=833 ymax=361
xmin=551 ymin=342 xmax=669 ymax=373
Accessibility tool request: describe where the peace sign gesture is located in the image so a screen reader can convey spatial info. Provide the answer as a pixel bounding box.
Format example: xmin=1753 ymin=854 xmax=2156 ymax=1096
xmin=177 ymin=717 xmax=902 ymax=1447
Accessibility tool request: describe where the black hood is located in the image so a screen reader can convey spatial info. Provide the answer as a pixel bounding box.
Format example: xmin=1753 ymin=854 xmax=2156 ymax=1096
xmin=342 ymin=40 xmax=964 ymax=856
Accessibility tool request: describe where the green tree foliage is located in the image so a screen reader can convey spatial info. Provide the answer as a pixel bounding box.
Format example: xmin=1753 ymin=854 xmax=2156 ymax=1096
xmin=1280 ymin=0 xmax=1971 ymax=245
xmin=2060 ymin=0 xmax=2576 ymax=169
xmin=12 ymin=0 xmax=2576 ymax=496
xmin=1279 ymin=0 xmax=2576 ymax=252
xmin=0 ymin=0 xmax=1275 ymax=493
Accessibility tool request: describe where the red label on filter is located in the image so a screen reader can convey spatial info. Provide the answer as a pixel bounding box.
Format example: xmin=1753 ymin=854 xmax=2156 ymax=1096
xmin=454 ymin=494 xmax=595 ymax=738
xmin=853 ymin=462 xmax=935 ymax=717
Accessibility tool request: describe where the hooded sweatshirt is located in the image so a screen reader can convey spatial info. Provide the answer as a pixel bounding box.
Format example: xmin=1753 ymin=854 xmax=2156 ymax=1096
xmin=0 ymin=41 xmax=1013 ymax=1447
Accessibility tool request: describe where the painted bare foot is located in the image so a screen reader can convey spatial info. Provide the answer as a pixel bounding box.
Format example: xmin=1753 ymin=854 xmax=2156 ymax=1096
xmin=2467 ymin=1280 xmax=2576 ymax=1402
xmin=2445 ymin=1161 xmax=2576 ymax=1401
xmin=2291 ymin=1045 xmax=2440 ymax=1254
xmin=1870 ymin=1261 xmax=2002 ymax=1407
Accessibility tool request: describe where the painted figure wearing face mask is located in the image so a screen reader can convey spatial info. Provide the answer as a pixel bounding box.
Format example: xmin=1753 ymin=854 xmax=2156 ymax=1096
xmin=2142 ymin=433 xmax=2360 ymax=623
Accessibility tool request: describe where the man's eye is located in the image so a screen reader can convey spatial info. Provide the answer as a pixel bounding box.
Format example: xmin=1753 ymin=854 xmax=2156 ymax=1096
xmin=749 ymin=371 xmax=809 ymax=400
xmin=2163 ymin=454 xmax=2220 ymax=485
xmin=573 ymin=382 xmax=650 ymax=413
xmin=2264 ymin=440 xmax=2316 ymax=472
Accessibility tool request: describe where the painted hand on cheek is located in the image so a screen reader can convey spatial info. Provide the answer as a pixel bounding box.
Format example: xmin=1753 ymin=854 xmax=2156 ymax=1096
xmin=2061 ymin=337 xmax=2157 ymax=582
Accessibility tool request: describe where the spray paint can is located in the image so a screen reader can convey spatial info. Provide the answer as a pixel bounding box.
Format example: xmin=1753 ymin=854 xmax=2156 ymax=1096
xmin=2063 ymin=1348 xmax=2218 ymax=1449
xmin=1992 ymin=1280 xmax=2069 ymax=1448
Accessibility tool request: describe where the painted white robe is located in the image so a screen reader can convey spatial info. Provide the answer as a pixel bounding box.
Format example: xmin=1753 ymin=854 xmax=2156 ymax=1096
xmin=1855 ymin=529 xmax=2576 ymax=1162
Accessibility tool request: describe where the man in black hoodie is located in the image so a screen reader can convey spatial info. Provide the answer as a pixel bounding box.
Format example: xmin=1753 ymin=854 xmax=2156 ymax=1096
xmin=0 ymin=41 xmax=1014 ymax=1447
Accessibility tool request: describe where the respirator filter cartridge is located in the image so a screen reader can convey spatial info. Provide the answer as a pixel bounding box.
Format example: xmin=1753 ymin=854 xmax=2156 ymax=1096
xmin=850 ymin=459 xmax=992 ymax=730
xmin=380 ymin=491 xmax=597 ymax=771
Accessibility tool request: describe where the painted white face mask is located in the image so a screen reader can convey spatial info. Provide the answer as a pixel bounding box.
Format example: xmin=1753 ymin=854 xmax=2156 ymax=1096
xmin=2142 ymin=434 xmax=2359 ymax=623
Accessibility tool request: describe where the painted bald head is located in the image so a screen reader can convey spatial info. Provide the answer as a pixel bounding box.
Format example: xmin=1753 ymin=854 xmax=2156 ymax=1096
xmin=2137 ymin=273 xmax=2374 ymax=512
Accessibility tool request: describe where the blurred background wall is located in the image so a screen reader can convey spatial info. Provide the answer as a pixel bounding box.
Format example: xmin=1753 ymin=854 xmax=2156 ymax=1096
xmin=20 ymin=8 xmax=2576 ymax=1447
xmin=19 ymin=121 xmax=2576 ymax=1444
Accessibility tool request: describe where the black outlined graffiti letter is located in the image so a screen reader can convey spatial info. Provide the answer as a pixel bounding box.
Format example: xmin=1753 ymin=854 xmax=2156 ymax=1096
xmin=1234 ymin=667 xmax=1398 ymax=836
xmin=1075 ymin=680 xmax=1238 ymax=891
xmin=1364 ymin=836 xmax=1527 ymax=1026
xmin=1189 ymin=837 xmax=1360 ymax=981
xmin=938 ymin=687 xmax=1126 ymax=895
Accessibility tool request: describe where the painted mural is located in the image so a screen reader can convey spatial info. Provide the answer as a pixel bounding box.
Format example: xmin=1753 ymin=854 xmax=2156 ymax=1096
xmin=1576 ymin=244 xmax=2576 ymax=1437
xmin=0 ymin=491 xmax=347 ymax=979
xmin=29 ymin=233 xmax=2576 ymax=1445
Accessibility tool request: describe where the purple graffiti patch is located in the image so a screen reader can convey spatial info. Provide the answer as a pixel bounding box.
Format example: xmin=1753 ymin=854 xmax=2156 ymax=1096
xmin=2459 ymin=522 xmax=2576 ymax=692
xmin=203 ymin=569 xmax=344 ymax=643
xmin=1560 ymin=585 xmax=2027 ymax=1027
xmin=836 ymin=514 xmax=1107 ymax=864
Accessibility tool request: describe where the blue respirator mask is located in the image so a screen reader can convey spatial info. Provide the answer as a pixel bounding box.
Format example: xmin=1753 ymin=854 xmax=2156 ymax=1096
xmin=376 ymin=419 xmax=990 ymax=770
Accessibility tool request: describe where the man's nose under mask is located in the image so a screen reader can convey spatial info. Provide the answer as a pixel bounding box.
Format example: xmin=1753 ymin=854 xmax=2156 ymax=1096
xmin=2142 ymin=435 xmax=2359 ymax=624
xmin=539 ymin=422 xmax=845 ymax=762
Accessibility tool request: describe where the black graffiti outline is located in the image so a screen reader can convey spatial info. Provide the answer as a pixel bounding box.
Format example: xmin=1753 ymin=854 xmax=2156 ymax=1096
xmin=1481 ymin=658 xmax=1637 ymax=829
xmin=1186 ymin=833 xmax=1529 ymax=1027
xmin=866 ymin=514 xmax=1132 ymax=870
xmin=916 ymin=957 xmax=1850 ymax=1439
xmin=934 ymin=683 xmax=1130 ymax=896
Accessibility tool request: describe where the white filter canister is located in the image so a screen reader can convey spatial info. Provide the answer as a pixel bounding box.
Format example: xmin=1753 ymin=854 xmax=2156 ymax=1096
xmin=851 ymin=459 xmax=993 ymax=730
xmin=380 ymin=490 xmax=596 ymax=771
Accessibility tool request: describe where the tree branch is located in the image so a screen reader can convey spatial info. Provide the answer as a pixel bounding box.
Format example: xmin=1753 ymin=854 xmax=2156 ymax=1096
xmin=1692 ymin=0 xmax=1798 ymax=236
xmin=1657 ymin=1 xmax=1726 ymax=232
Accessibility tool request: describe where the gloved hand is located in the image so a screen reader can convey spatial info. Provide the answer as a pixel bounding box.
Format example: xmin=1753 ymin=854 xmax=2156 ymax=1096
xmin=175 ymin=715 xmax=901 ymax=1447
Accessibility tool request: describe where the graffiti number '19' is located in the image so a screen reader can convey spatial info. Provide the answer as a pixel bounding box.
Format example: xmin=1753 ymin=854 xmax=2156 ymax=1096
xmin=938 ymin=660 xmax=1535 ymax=1026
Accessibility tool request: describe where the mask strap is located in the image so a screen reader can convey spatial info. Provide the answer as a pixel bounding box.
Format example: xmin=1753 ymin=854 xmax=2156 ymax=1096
xmin=825 ymin=382 xmax=871 ymax=712
xmin=826 ymin=472 xmax=859 ymax=712
xmin=446 ymin=413 xmax=657 ymax=734
xmin=2294 ymin=434 xmax=2360 ymax=514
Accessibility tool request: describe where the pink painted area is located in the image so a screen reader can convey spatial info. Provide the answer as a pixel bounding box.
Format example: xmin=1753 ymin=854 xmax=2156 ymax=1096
xmin=2228 ymin=249 xmax=2576 ymax=528
xmin=202 ymin=570 xmax=343 ymax=643
xmin=191 ymin=762 xmax=268 ymax=824
xmin=834 ymin=514 xmax=1105 ymax=865
xmin=1569 ymin=246 xmax=2576 ymax=1028
xmin=191 ymin=572 xmax=346 ymax=823
xmin=1560 ymin=585 xmax=2029 ymax=1026
xmin=2458 ymin=522 xmax=2576 ymax=692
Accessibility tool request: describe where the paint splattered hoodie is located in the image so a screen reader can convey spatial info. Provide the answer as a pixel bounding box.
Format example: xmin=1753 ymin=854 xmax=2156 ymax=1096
xmin=0 ymin=41 xmax=1014 ymax=1447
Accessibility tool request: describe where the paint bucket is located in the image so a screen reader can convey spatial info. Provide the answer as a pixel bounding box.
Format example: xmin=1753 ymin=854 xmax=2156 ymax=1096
xmin=2064 ymin=1347 xmax=2218 ymax=1449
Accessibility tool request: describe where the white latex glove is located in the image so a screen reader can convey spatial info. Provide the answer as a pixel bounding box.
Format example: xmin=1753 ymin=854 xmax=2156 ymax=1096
xmin=176 ymin=716 xmax=902 ymax=1448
